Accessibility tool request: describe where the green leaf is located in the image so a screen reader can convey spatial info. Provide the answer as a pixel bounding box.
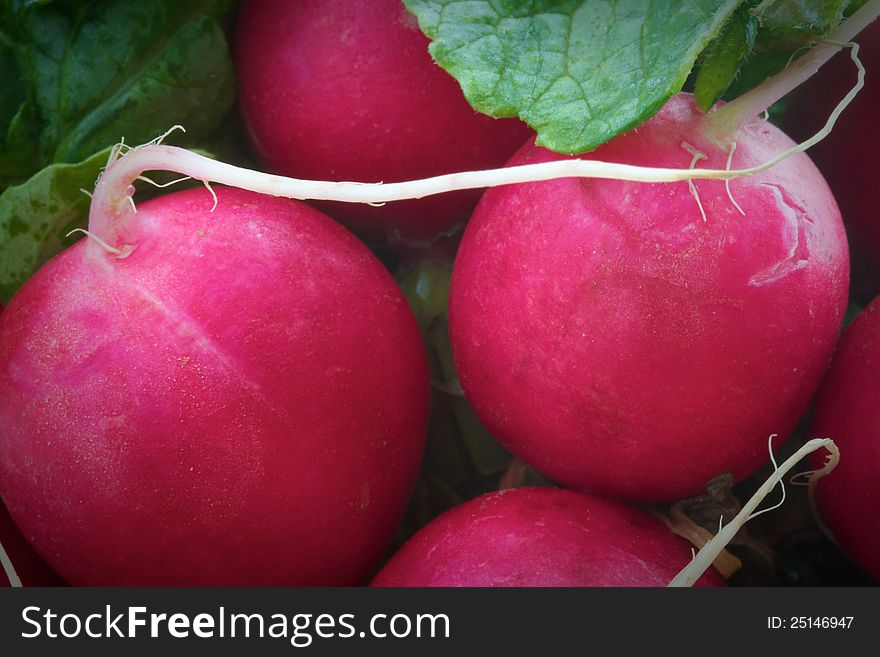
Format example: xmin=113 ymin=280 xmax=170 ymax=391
xmin=0 ymin=34 xmax=41 ymax=187
xmin=403 ymin=0 xmax=743 ymax=154
xmin=753 ymin=0 xmax=850 ymax=49
xmin=726 ymin=0 xmax=865 ymax=101
xmin=724 ymin=49 xmax=792 ymax=97
xmin=0 ymin=102 xmax=42 ymax=188
xmin=844 ymin=0 xmax=870 ymax=16
xmin=400 ymin=260 xmax=452 ymax=330
xmin=1 ymin=0 xmax=235 ymax=168
xmin=0 ymin=148 xmax=109 ymax=303
xmin=0 ymin=37 xmax=26 ymax=137
xmin=695 ymin=6 xmax=758 ymax=111
xmin=844 ymin=301 xmax=864 ymax=329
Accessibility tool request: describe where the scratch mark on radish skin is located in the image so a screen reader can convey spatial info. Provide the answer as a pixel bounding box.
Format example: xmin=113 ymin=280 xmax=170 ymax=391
xmin=748 ymin=434 xmax=787 ymax=520
xmin=748 ymin=184 xmax=812 ymax=286
xmin=114 ymin=272 xmax=300 ymax=442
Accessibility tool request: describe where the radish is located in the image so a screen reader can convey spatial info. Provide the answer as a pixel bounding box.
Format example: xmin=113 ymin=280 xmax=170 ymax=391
xmin=809 ymin=298 xmax=880 ymax=582
xmin=234 ymin=0 xmax=531 ymax=244
xmin=371 ymin=439 xmax=841 ymax=588
xmin=0 ymin=184 xmax=429 ymax=585
xmin=371 ymin=487 xmax=724 ymax=587
xmin=448 ymin=92 xmax=849 ymax=502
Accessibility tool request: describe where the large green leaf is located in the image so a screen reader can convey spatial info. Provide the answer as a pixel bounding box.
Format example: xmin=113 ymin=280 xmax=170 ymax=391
xmin=717 ymin=0 xmax=868 ymax=100
xmin=404 ymin=0 xmax=742 ymax=154
xmin=0 ymin=102 xmax=42 ymax=189
xmin=753 ymin=0 xmax=851 ymax=49
xmin=0 ymin=0 xmax=235 ymax=167
xmin=0 ymin=148 xmax=109 ymax=303
xmin=694 ymin=4 xmax=759 ymax=111
xmin=0 ymin=35 xmax=40 ymax=186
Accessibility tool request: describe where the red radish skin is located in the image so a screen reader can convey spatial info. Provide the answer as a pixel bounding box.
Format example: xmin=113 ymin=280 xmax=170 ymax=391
xmin=234 ymin=0 xmax=531 ymax=243
xmin=449 ymin=93 xmax=849 ymax=502
xmin=0 ymin=308 xmax=62 ymax=587
xmin=371 ymin=487 xmax=724 ymax=587
xmin=1 ymin=500 xmax=65 ymax=587
xmin=0 ymin=186 xmax=429 ymax=586
xmin=785 ymin=22 xmax=880 ymax=283
xmin=810 ymin=298 xmax=880 ymax=582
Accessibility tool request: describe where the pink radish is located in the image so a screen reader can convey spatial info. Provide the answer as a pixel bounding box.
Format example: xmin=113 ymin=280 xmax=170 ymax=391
xmin=449 ymin=93 xmax=849 ymax=502
xmin=371 ymin=487 xmax=724 ymax=587
xmin=810 ymin=298 xmax=880 ymax=582
xmin=0 ymin=185 xmax=429 ymax=585
xmin=234 ymin=0 xmax=531 ymax=244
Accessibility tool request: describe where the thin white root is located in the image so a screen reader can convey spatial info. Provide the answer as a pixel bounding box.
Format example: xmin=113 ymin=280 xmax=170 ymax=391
xmin=668 ymin=437 xmax=839 ymax=587
xmin=682 ymin=142 xmax=709 ymax=222
xmin=0 ymin=539 xmax=22 ymax=588
xmin=804 ymin=435 xmax=845 ymax=549
xmin=107 ymin=138 xmax=128 ymax=166
xmin=203 ymin=180 xmax=218 ymax=212
xmin=66 ymin=228 xmax=128 ymax=257
xmin=725 ymin=142 xmax=746 ymax=216
xmin=681 ymin=142 xmax=706 ymax=160
xmin=146 ymin=124 xmax=186 ymax=148
xmin=747 ymin=434 xmax=787 ymax=521
xmin=106 ymin=125 xmax=186 ymax=169
xmin=136 ymin=174 xmax=192 ymax=189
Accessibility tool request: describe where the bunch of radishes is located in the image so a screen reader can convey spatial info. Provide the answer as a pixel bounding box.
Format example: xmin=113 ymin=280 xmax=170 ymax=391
xmin=0 ymin=0 xmax=877 ymax=587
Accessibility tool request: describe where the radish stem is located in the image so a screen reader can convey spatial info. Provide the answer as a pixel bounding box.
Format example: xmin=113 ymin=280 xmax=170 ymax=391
xmin=0 ymin=538 xmax=22 ymax=588
xmin=86 ymin=15 xmax=869 ymax=251
xmin=706 ymin=0 xmax=880 ymax=141
xmin=86 ymin=66 xmax=859 ymax=254
xmin=668 ymin=437 xmax=839 ymax=587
